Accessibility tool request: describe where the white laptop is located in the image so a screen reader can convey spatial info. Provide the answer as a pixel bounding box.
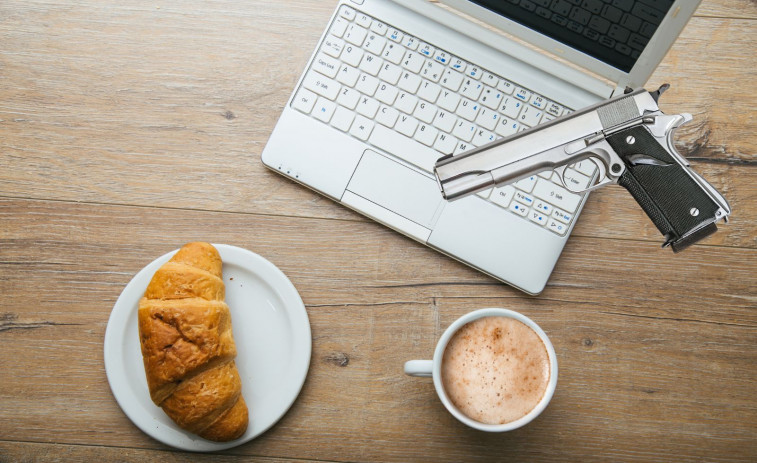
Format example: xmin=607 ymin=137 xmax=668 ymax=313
xmin=261 ymin=0 xmax=701 ymax=294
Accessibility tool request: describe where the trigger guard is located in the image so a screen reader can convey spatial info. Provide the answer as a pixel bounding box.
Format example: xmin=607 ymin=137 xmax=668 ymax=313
xmin=556 ymin=158 xmax=610 ymax=194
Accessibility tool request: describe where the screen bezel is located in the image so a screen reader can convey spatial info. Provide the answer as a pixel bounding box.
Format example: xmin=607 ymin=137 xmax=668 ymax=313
xmin=437 ymin=0 xmax=702 ymax=88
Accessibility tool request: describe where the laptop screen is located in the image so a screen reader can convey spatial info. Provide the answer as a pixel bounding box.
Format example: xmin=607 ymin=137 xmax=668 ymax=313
xmin=468 ymin=0 xmax=674 ymax=73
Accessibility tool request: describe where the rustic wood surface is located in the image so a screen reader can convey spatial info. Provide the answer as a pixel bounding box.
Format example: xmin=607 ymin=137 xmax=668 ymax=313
xmin=1 ymin=0 xmax=755 ymax=462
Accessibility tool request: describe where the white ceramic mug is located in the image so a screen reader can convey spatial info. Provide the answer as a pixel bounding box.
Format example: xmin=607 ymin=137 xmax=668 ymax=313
xmin=404 ymin=308 xmax=558 ymax=432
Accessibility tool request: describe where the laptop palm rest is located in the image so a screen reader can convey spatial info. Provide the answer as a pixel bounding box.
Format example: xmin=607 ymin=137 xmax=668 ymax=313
xmin=343 ymin=150 xmax=445 ymax=242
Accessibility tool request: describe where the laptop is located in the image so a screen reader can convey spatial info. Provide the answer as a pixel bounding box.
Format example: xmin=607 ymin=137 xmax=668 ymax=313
xmin=261 ymin=0 xmax=701 ymax=294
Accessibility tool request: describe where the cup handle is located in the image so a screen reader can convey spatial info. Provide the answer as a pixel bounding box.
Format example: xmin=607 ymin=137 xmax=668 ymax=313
xmin=404 ymin=360 xmax=433 ymax=377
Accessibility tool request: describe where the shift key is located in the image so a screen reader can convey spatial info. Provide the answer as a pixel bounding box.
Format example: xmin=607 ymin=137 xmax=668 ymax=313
xmin=532 ymin=178 xmax=581 ymax=212
xmin=302 ymin=71 xmax=340 ymax=100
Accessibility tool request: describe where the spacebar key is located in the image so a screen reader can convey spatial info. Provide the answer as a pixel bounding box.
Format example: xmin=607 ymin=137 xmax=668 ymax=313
xmin=369 ymin=124 xmax=440 ymax=173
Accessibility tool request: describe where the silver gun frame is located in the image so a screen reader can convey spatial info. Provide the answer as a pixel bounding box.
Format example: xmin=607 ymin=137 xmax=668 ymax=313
xmin=434 ymin=88 xmax=666 ymax=199
xmin=434 ymin=85 xmax=731 ymax=250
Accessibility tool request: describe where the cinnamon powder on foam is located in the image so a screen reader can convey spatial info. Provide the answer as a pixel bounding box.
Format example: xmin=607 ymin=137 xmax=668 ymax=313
xmin=441 ymin=316 xmax=550 ymax=425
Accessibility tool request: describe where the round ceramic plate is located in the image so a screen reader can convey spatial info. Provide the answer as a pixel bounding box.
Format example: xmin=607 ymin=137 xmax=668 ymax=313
xmin=104 ymin=244 xmax=311 ymax=451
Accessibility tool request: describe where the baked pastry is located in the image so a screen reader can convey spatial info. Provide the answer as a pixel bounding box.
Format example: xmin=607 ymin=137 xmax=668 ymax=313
xmin=138 ymin=242 xmax=248 ymax=441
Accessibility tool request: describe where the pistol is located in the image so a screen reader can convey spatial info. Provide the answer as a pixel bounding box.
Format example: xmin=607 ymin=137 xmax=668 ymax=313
xmin=434 ymin=85 xmax=731 ymax=252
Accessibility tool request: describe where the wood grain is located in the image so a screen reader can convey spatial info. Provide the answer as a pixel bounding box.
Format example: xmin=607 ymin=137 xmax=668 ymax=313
xmin=1 ymin=199 xmax=755 ymax=462
xmin=1 ymin=0 xmax=756 ymax=461
xmin=1 ymin=2 xmax=755 ymax=248
xmin=0 ymin=442 xmax=330 ymax=463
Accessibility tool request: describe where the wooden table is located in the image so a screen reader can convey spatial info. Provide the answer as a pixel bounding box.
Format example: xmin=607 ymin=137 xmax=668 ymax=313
xmin=2 ymin=0 xmax=755 ymax=461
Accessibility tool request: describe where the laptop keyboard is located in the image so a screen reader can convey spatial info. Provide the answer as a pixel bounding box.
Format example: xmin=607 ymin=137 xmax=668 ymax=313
xmin=291 ymin=4 xmax=597 ymax=236
xmin=515 ymin=0 xmax=664 ymax=59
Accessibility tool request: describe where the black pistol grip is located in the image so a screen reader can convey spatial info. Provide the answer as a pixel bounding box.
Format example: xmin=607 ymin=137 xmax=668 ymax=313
xmin=605 ymin=126 xmax=720 ymax=252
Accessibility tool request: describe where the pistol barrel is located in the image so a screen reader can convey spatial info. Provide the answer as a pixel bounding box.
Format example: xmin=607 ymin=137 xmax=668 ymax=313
xmin=434 ymin=88 xmax=660 ymax=201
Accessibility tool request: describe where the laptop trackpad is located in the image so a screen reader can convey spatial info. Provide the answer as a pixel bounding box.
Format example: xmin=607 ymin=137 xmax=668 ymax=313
xmin=345 ymin=150 xmax=444 ymax=229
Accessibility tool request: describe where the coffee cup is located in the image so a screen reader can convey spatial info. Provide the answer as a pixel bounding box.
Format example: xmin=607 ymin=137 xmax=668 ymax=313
xmin=404 ymin=308 xmax=558 ymax=432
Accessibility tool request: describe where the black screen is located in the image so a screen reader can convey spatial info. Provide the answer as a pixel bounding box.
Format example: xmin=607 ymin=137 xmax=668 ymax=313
xmin=469 ymin=0 xmax=674 ymax=72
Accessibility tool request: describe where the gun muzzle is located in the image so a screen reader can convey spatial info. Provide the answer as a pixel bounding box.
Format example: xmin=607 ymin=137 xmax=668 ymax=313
xmin=434 ymin=167 xmax=495 ymax=201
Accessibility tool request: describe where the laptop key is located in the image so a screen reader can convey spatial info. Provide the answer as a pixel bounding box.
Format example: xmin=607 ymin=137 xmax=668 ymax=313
xmin=363 ymin=33 xmax=387 ymax=56
xmin=292 ymin=89 xmax=317 ymax=114
xmin=356 ymin=96 xmax=380 ymax=118
xmin=632 ymin=3 xmax=664 ymax=24
xmin=356 ymin=73 xmax=380 ymax=96
xmin=355 ymin=13 xmax=372 ymax=28
xmin=582 ymin=0 xmax=603 ymax=14
xmin=601 ymin=4 xmax=623 ymax=23
xmin=331 ymin=106 xmax=355 ymax=132
xmin=303 ymin=71 xmax=340 ymax=100
xmin=331 ymin=17 xmax=349 ymax=38
xmin=550 ymin=0 xmax=572 ymax=16
xmin=552 ymin=208 xmax=573 ymax=224
xmin=490 ymin=185 xmax=515 ymax=209
xmin=322 ymin=36 xmax=345 ymax=58
xmin=342 ymin=45 xmax=364 ymax=67
xmin=514 ymin=87 xmax=532 ymax=102
xmin=414 ymin=123 xmax=439 ymax=147
xmin=547 ymin=219 xmax=568 ymax=235
xmin=639 ymin=21 xmax=656 ymax=38
xmin=569 ymin=7 xmax=591 ymax=25
xmin=615 ymin=43 xmax=632 ymax=56
xmin=417 ymin=80 xmax=441 ymax=103
xmin=608 ymin=24 xmax=630 ymax=43
xmin=313 ymin=97 xmax=336 ymax=123
xmin=432 ymin=110 xmax=456 ymax=133
xmin=472 ymin=128 xmax=496 ymax=146
xmin=620 ymin=12 xmax=641 ymax=32
xmin=344 ymin=24 xmax=368 ymax=46
xmin=551 ymin=14 xmax=568 ymax=26
xmin=495 ymin=117 xmax=520 ymax=137
xmin=519 ymin=1 xmax=537 ymax=13
xmin=371 ymin=21 xmax=387 ymax=36
xmin=453 ymin=119 xmax=476 ymax=142
xmin=612 ymin=0 xmax=633 ymax=13
xmin=509 ymin=201 xmax=529 ymax=217
xmin=387 ymin=28 xmax=403 ymax=43
xmin=628 ymin=33 xmax=648 ymax=51
xmin=337 ymin=87 xmax=360 ymax=109
xmin=339 ymin=5 xmax=356 ymax=20
xmin=457 ymin=98 xmax=479 ymax=122
xmin=536 ymin=7 xmax=551 ymax=19
xmin=375 ymin=82 xmax=399 ymax=105
xmin=395 ymin=91 xmax=418 ymax=114
xmin=433 ymin=132 xmax=457 ymax=155
xmin=532 ymin=178 xmax=581 ymax=213
xmin=414 ymin=101 xmax=438 ymax=124
xmin=396 ymin=114 xmax=419 ymax=137
xmin=337 ymin=64 xmax=359 ymax=87
xmin=313 ymin=53 xmax=340 ymax=78
xmin=598 ymin=35 xmax=616 ymax=49
xmin=359 ymin=53 xmax=383 ymax=76
xmin=349 ymin=115 xmax=374 ymax=141
xmin=589 ymin=15 xmax=610 ymax=34
xmin=376 ymin=105 xmax=399 ymax=127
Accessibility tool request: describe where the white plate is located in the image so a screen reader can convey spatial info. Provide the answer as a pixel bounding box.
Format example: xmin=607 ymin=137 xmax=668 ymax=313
xmin=104 ymin=244 xmax=311 ymax=452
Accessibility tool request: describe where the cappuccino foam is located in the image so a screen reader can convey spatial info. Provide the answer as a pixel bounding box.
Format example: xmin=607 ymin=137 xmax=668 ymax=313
xmin=441 ymin=316 xmax=550 ymax=425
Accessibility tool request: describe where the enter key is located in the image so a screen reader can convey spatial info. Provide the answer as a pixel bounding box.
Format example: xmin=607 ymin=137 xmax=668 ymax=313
xmin=562 ymin=168 xmax=592 ymax=191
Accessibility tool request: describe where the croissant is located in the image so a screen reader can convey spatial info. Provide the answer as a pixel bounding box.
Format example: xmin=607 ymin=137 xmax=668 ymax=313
xmin=137 ymin=242 xmax=248 ymax=441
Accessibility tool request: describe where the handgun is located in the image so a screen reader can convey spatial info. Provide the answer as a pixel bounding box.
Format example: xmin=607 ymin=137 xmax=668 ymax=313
xmin=434 ymin=85 xmax=731 ymax=252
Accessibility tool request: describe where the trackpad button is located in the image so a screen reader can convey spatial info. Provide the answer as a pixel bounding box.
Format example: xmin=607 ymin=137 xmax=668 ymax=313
xmin=346 ymin=150 xmax=444 ymax=229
